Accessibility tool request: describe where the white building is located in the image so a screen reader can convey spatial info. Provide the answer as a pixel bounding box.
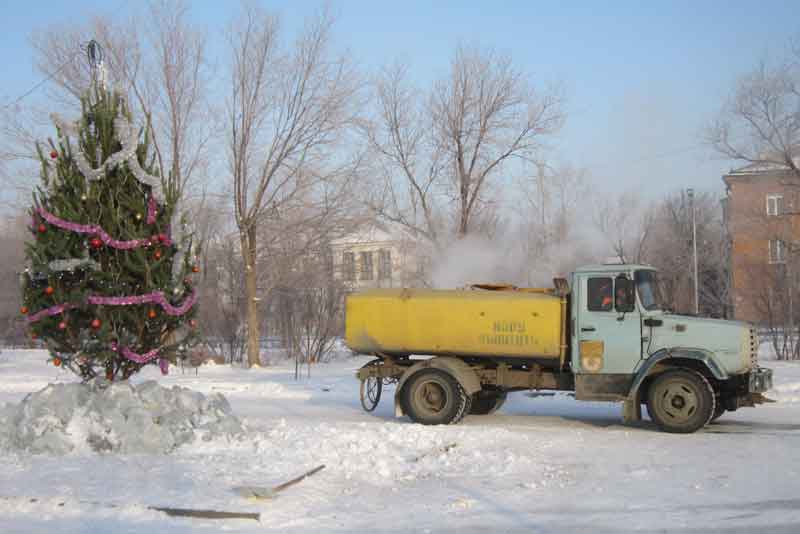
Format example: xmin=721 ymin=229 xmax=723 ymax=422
xmin=329 ymin=223 xmax=426 ymax=290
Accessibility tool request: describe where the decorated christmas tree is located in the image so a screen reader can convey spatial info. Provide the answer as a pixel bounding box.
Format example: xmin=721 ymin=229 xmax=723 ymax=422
xmin=20 ymin=88 xmax=198 ymax=381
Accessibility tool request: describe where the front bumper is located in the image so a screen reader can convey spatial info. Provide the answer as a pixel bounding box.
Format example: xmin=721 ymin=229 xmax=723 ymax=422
xmin=748 ymin=367 xmax=773 ymax=393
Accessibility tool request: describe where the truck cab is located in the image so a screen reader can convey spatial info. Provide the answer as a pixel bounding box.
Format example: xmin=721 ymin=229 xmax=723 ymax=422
xmin=571 ymin=264 xmax=772 ymax=431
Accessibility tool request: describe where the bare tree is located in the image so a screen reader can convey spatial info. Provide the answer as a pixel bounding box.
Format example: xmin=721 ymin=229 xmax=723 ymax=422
xmin=270 ymin=247 xmax=346 ymax=379
xmin=708 ymin=41 xmax=800 ymax=182
xmin=435 ymin=47 xmax=564 ymax=236
xmin=0 ymin=212 xmax=29 ymax=346
xmin=643 ymin=190 xmax=731 ymax=317
xmin=365 ymin=47 xmax=564 ymax=245
xmin=200 ymin=235 xmax=249 ymax=364
xmin=225 ymin=6 xmax=360 ymax=367
xmin=593 ymin=191 xmax=655 ymax=264
xmin=361 ymin=63 xmax=446 ymax=244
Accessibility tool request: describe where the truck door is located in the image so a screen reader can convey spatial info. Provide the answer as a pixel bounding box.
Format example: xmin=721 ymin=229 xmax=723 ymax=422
xmin=574 ymin=273 xmax=642 ymax=375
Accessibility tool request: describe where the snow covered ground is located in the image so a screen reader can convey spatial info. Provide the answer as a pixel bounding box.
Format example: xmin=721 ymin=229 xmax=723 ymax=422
xmin=0 ymin=348 xmax=799 ymax=533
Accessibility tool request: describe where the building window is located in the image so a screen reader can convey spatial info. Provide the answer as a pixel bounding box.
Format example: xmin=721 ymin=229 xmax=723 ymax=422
xmin=587 ymin=277 xmax=613 ymax=312
xmin=378 ymin=250 xmax=392 ymax=280
xmin=343 ymin=252 xmax=355 ymax=281
xmin=360 ymin=251 xmax=373 ymax=281
xmin=769 ymin=239 xmax=786 ymax=264
xmin=767 ymin=194 xmax=783 ymax=216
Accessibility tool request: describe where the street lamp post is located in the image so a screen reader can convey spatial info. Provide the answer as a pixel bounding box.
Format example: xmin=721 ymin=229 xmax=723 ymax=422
xmin=687 ymin=188 xmax=699 ymax=315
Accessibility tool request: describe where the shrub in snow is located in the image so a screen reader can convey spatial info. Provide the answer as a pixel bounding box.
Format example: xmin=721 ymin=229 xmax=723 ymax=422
xmin=0 ymin=380 xmax=242 ymax=454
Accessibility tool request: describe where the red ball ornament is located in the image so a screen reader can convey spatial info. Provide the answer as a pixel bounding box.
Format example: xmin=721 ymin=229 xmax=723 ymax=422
xmin=153 ymin=249 xmax=162 ymax=261
xmin=20 ymin=306 xmax=29 ymax=315
xmin=91 ymin=318 xmax=102 ymax=330
xmin=44 ymin=286 xmax=54 ymax=296
xmin=53 ymin=357 xmax=62 ymax=367
xmin=58 ymin=321 xmax=67 ymax=330
xmin=50 ymin=150 xmax=58 ymax=159
xmin=148 ymin=309 xmax=157 ymax=319
xmin=158 ymin=234 xmax=167 ymax=244
xmin=37 ymin=224 xmax=47 ymax=234
xmin=90 ymin=237 xmax=103 ymax=249
xmin=192 ymin=265 xmax=200 ymax=274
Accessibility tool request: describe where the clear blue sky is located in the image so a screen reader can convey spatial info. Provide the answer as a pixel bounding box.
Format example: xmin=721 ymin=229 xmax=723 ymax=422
xmin=1 ymin=0 xmax=798 ymax=197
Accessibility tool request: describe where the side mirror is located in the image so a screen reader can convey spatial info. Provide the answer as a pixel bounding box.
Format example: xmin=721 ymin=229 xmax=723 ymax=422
xmin=615 ymin=276 xmax=635 ymax=313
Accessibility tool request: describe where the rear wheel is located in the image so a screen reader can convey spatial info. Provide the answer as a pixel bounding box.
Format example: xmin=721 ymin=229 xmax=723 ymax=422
xmin=646 ymin=369 xmax=715 ymax=434
xmin=402 ymin=368 xmax=470 ymax=425
xmin=469 ymin=390 xmax=508 ymax=415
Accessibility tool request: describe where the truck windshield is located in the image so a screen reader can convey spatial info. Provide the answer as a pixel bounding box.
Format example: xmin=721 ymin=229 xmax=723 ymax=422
xmin=635 ymin=270 xmax=663 ymax=311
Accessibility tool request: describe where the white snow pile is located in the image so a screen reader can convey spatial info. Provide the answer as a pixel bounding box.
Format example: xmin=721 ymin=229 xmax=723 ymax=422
xmin=0 ymin=379 xmax=243 ymax=455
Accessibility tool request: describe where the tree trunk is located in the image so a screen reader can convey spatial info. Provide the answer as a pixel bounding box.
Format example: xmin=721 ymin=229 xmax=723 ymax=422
xmin=242 ymin=226 xmax=260 ymax=368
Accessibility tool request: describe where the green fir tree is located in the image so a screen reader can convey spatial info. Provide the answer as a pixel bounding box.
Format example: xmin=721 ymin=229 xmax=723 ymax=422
xmin=21 ymin=89 xmax=198 ymax=381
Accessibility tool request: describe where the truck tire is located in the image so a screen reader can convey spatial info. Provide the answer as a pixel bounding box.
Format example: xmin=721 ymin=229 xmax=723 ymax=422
xmin=710 ymin=402 xmax=726 ymax=423
xmin=646 ymin=369 xmax=715 ymax=434
xmin=401 ymin=368 xmax=471 ymax=425
xmin=469 ymin=390 xmax=507 ymax=415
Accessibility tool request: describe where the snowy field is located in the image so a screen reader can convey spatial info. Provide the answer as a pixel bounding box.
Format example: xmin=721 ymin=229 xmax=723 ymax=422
xmin=0 ymin=348 xmax=799 ymax=534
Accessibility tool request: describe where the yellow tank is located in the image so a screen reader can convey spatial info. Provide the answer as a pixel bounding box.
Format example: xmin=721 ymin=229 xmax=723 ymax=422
xmin=345 ymin=287 xmax=566 ymax=362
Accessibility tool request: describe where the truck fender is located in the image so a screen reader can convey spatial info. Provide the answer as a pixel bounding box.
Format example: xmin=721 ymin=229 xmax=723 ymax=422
xmin=623 ymin=348 xmax=728 ymax=423
xmin=394 ymin=357 xmax=482 ymax=417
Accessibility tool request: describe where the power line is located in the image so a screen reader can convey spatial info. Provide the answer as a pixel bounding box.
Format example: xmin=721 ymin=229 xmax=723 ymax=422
xmin=0 ymin=55 xmax=80 ymax=111
xmin=0 ymin=0 xmax=129 ymax=111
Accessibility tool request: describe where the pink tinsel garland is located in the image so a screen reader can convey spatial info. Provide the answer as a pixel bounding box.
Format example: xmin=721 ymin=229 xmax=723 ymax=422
xmin=26 ymin=290 xmax=196 ymax=324
xmin=26 ymin=303 xmax=74 ymax=323
xmin=121 ymin=346 xmax=159 ymax=363
xmin=36 ymin=207 xmax=172 ymax=249
xmin=88 ymin=290 xmax=196 ymax=315
xmin=117 ymin=346 xmax=169 ymax=374
xmin=146 ymin=195 xmax=158 ymax=225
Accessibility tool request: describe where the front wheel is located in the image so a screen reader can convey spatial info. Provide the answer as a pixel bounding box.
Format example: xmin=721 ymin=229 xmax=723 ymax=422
xmin=401 ymin=368 xmax=470 ymax=425
xmin=646 ymin=369 xmax=715 ymax=434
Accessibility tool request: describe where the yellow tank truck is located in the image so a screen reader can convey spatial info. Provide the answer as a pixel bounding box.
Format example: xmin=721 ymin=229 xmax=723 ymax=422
xmin=348 ymin=264 xmax=773 ymax=433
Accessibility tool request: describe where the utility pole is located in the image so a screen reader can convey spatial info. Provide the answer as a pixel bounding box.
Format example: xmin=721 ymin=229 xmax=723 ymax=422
xmin=687 ymin=188 xmax=699 ymax=315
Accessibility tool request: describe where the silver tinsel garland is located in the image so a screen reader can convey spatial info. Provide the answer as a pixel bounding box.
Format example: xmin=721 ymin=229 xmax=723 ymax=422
xmin=50 ymin=113 xmax=164 ymax=201
xmin=48 ymin=258 xmax=100 ymax=272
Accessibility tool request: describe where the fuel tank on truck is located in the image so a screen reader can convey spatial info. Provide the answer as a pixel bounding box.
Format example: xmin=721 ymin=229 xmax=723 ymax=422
xmin=345 ymin=287 xmax=565 ymax=362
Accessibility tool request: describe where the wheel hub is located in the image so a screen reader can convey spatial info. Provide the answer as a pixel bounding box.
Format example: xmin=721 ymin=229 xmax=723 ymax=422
xmin=659 ymin=383 xmax=698 ymax=421
xmin=416 ymin=382 xmax=447 ymax=414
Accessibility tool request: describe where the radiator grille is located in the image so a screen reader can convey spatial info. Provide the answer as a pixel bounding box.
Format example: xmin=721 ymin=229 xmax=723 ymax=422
xmin=749 ymin=327 xmax=759 ymax=367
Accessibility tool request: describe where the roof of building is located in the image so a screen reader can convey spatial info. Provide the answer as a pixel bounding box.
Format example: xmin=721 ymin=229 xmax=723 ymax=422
xmin=574 ymin=263 xmax=655 ymax=274
xmin=329 ymin=221 xmax=416 ymax=247
xmin=724 ymin=157 xmax=799 ymax=177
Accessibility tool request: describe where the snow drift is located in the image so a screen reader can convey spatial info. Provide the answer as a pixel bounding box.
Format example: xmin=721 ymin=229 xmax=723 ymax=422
xmin=0 ymin=379 xmax=243 ymax=454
